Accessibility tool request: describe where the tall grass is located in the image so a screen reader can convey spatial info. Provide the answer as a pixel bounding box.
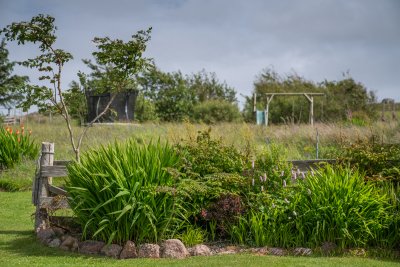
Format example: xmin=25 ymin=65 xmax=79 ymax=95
xmin=295 ymin=165 xmax=392 ymax=248
xmin=67 ymin=139 xmax=185 ymax=244
xmin=0 ymin=126 xmax=38 ymax=169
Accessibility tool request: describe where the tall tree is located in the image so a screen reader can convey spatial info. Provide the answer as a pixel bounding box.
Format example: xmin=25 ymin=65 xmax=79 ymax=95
xmin=0 ymin=39 xmax=28 ymax=109
xmin=1 ymin=14 xmax=152 ymax=160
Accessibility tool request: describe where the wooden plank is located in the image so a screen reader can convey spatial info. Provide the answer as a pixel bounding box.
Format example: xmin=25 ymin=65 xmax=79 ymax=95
xmin=41 ymin=165 xmax=68 ymax=177
xmin=54 ymin=160 xmax=72 ymax=166
xmin=48 ymin=184 xmax=69 ymax=196
xmin=289 ymin=159 xmax=336 ymax=171
xmin=39 ymin=196 xmax=70 ymax=209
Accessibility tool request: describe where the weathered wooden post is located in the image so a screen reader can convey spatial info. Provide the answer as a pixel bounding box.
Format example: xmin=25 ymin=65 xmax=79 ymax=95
xmin=303 ymin=93 xmax=314 ymax=126
xmin=265 ymin=94 xmax=274 ymax=126
xmin=33 ymin=142 xmax=54 ymax=231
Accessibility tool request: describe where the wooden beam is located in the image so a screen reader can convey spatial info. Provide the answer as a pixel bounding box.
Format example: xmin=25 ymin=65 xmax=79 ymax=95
xmin=41 ymin=165 xmax=68 ymax=177
xmin=289 ymin=159 xmax=337 ymax=172
xmin=265 ymin=93 xmax=324 ymax=96
xmin=48 ymin=185 xmax=69 ymax=196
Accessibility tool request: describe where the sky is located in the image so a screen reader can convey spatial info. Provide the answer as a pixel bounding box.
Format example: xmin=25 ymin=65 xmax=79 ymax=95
xmin=0 ymin=0 xmax=399 ymax=109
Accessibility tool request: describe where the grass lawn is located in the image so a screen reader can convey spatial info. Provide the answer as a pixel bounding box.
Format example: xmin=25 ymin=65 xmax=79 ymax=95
xmin=0 ymin=192 xmax=399 ymax=267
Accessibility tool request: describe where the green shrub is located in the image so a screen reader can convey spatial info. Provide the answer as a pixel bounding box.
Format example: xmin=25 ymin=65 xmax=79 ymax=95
xmin=295 ymin=165 xmax=392 ymax=248
xmin=177 ymin=129 xmax=246 ymax=177
xmin=192 ymin=100 xmax=242 ymax=124
xmin=67 ymin=139 xmax=185 ymax=244
xmin=341 ymin=138 xmax=400 ymax=180
xmin=0 ymin=126 xmax=38 ymax=169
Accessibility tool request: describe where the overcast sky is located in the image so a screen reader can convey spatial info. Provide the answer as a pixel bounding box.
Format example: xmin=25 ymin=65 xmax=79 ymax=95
xmin=1 ymin=0 xmax=399 ymax=107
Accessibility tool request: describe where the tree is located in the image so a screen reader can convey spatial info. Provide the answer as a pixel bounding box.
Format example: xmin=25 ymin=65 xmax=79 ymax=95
xmin=192 ymin=99 xmax=242 ymax=124
xmin=0 ymin=39 xmax=28 ymax=109
xmin=1 ymin=14 xmax=152 ymax=160
xmin=244 ymin=68 xmax=377 ymax=124
xmin=138 ymin=67 xmax=239 ymax=122
xmin=139 ymin=67 xmax=195 ymax=121
xmin=187 ymin=69 xmax=236 ymax=103
xmin=63 ymin=80 xmax=87 ymax=123
xmin=320 ymin=77 xmax=377 ymax=121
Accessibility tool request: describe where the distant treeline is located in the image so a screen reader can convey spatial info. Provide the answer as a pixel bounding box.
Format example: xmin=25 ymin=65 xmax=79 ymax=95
xmin=63 ymin=67 xmax=391 ymax=124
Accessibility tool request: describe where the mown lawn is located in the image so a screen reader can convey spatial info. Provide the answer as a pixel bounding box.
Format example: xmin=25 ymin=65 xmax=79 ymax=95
xmin=0 ymin=192 xmax=399 ymax=267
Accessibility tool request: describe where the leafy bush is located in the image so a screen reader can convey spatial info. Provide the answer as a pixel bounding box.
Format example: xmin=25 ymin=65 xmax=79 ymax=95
xmin=177 ymin=129 xmax=246 ymax=177
xmin=341 ymin=138 xmax=400 ymax=180
xmin=67 ymin=139 xmax=185 ymax=244
xmin=0 ymin=126 xmax=38 ymax=169
xmin=192 ymin=100 xmax=242 ymax=124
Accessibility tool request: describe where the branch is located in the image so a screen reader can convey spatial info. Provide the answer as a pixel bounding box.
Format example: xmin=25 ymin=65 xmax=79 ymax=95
xmin=76 ymin=93 xmax=117 ymax=157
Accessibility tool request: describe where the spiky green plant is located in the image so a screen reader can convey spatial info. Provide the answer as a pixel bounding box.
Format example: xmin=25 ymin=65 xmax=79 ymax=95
xmin=295 ymin=165 xmax=392 ymax=248
xmin=67 ymin=139 xmax=185 ymax=244
xmin=0 ymin=126 xmax=38 ymax=169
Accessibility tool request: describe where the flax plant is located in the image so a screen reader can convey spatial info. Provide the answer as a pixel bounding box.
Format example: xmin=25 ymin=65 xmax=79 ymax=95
xmin=67 ymin=139 xmax=184 ymax=244
xmin=295 ymin=165 xmax=392 ymax=248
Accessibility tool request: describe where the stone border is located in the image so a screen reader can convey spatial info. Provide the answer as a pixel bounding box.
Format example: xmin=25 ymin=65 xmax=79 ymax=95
xmin=36 ymin=225 xmax=317 ymax=259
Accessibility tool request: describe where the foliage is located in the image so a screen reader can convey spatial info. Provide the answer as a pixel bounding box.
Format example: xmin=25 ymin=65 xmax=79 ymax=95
xmin=192 ymin=100 xmax=242 ymax=124
xmin=187 ymin=69 xmax=236 ymax=103
xmin=0 ymin=39 xmax=28 ymax=108
xmin=0 ymin=179 xmax=20 ymax=192
xmin=0 ymin=126 xmax=38 ymax=169
xmin=138 ymin=68 xmax=195 ymax=122
xmin=295 ymin=165 xmax=391 ymax=248
xmin=341 ymin=138 xmax=400 ymax=180
xmin=63 ymin=80 xmax=87 ymax=122
xmin=252 ymin=143 xmax=293 ymax=193
xmin=134 ymin=93 xmax=158 ymax=122
xmin=0 ymin=14 xmax=73 ymax=113
xmin=229 ymin=165 xmax=392 ymax=249
xmin=1 ymin=14 xmax=152 ymax=161
xmin=67 ymin=139 xmax=184 ymax=244
xmin=244 ymin=68 xmax=377 ymax=123
xmin=138 ymin=67 xmax=239 ymax=123
xmin=178 ymin=225 xmax=206 ymax=246
xmin=177 ymin=128 xmax=246 ymax=177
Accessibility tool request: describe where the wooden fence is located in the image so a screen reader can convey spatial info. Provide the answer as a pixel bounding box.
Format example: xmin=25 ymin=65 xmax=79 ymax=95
xmin=2 ymin=116 xmax=18 ymax=125
xmin=31 ymin=142 xmax=336 ymax=230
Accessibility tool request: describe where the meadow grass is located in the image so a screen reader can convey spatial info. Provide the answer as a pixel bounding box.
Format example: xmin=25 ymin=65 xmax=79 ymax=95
xmin=1 ymin=191 xmax=399 ymax=267
xmin=22 ymin=115 xmax=400 ymax=160
xmin=1 ymin=116 xmax=399 ymax=190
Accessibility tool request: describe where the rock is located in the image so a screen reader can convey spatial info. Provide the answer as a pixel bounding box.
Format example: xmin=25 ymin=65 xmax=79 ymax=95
xmin=320 ymin=242 xmax=337 ymax=255
xmin=120 ymin=241 xmax=137 ymax=259
xmin=188 ymin=244 xmax=211 ymax=256
xmin=79 ymin=240 xmax=105 ymax=255
xmin=101 ymin=244 xmax=122 ymax=258
xmin=268 ymin=247 xmax=286 ymax=256
xmin=59 ymin=235 xmax=79 ymax=251
xmin=37 ymin=228 xmax=55 ymax=244
xmin=48 ymin=238 xmax=61 ymax=248
xmin=348 ymin=248 xmax=366 ymax=257
xmin=249 ymin=247 xmax=269 ymax=255
xmin=160 ymin=239 xmax=189 ymax=259
xmin=293 ymin=247 xmax=312 ymax=256
xmin=138 ymin=243 xmax=160 ymax=258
